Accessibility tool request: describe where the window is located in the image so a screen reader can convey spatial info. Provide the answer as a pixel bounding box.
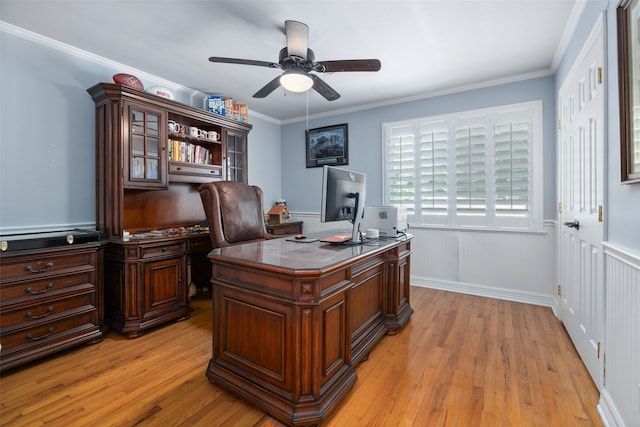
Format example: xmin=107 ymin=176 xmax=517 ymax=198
xmin=383 ymin=101 xmax=542 ymax=230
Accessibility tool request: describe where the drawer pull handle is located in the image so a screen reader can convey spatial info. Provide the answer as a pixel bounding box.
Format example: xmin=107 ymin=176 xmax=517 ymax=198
xmin=25 ymin=262 xmax=53 ymax=273
xmin=26 ymin=327 xmax=54 ymax=341
xmin=162 ymin=247 xmax=167 ymax=252
xmin=26 ymin=307 xmax=54 ymax=319
xmin=25 ymin=283 xmax=53 ymax=295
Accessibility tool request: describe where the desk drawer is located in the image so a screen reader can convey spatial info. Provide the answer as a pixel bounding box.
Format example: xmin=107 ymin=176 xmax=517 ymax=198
xmin=140 ymin=241 xmax=186 ymax=259
xmin=188 ymin=235 xmax=211 ymax=253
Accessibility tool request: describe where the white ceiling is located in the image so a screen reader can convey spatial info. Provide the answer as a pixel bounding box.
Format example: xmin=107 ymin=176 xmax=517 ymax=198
xmin=0 ymin=0 xmax=582 ymax=122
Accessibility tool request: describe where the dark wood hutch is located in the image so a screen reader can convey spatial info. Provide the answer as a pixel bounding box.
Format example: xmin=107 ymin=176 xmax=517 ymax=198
xmin=87 ymin=83 xmax=252 ymax=338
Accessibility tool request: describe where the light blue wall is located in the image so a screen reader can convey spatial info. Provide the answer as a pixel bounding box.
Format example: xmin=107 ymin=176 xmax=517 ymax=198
xmin=281 ymin=77 xmax=557 ymax=219
xmin=0 ymin=31 xmax=98 ymax=232
xmin=246 ymin=114 xmax=282 ymax=207
xmin=2 ymin=9 xmax=638 ymax=256
xmin=555 ymin=0 xmax=640 ymax=254
xmin=0 ymin=28 xmax=281 ymax=233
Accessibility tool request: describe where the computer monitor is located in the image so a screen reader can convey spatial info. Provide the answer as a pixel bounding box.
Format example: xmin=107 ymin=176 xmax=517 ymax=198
xmin=321 ymin=165 xmax=366 ymax=244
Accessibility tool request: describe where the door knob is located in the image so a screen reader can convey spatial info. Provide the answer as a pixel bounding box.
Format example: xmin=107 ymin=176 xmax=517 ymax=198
xmin=563 ymin=220 xmax=579 ymax=230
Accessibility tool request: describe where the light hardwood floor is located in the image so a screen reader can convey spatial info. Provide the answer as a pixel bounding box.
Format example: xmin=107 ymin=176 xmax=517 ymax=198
xmin=1 ymin=287 xmax=602 ymax=426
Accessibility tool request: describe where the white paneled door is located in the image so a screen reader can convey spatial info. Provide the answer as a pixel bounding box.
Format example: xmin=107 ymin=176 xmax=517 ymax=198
xmin=558 ymin=14 xmax=606 ymax=389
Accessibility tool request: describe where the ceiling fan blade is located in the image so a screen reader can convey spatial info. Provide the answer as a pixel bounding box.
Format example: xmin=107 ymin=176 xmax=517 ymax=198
xmin=317 ymin=59 xmax=381 ymax=72
xmin=285 ymin=20 xmax=309 ymax=59
xmin=311 ymin=75 xmax=340 ymax=101
xmin=253 ymin=75 xmax=282 ymax=98
xmin=209 ymin=57 xmax=279 ymax=68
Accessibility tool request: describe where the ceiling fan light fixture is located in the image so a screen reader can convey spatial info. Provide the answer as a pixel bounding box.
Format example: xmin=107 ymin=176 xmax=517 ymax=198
xmin=280 ymin=70 xmax=313 ymax=93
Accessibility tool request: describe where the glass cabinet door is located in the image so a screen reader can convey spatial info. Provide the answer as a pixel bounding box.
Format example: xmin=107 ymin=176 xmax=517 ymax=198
xmin=125 ymin=102 xmax=167 ymax=189
xmin=225 ymin=130 xmax=247 ymax=183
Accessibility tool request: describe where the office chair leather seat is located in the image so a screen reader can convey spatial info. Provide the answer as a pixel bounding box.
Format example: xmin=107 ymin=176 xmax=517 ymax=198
xmin=198 ymin=181 xmax=274 ymax=247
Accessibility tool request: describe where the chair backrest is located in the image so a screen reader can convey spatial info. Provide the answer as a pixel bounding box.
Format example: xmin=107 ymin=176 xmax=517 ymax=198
xmin=198 ymin=181 xmax=271 ymax=247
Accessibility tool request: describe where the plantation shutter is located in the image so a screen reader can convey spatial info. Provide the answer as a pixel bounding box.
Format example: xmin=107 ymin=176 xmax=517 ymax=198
xmin=455 ymin=122 xmax=486 ymax=215
xmin=386 ymin=124 xmax=416 ymax=217
xmin=494 ymin=120 xmax=530 ymax=214
xmin=382 ymin=101 xmax=542 ymax=230
xmin=419 ymin=121 xmax=449 ymax=217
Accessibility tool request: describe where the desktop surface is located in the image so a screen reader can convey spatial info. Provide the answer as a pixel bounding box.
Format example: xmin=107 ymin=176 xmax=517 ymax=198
xmin=209 ymin=230 xmax=410 ymax=271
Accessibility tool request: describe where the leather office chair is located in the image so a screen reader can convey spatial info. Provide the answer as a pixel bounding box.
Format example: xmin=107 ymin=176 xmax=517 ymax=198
xmin=198 ymin=181 xmax=275 ymax=247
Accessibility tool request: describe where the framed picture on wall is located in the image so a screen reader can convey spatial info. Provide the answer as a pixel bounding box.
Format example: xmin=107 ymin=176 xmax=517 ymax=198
xmin=617 ymin=0 xmax=640 ymax=183
xmin=305 ymin=123 xmax=349 ymax=168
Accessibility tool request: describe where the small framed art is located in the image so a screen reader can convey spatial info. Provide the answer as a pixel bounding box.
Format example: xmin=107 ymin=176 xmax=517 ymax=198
xmin=305 ymin=123 xmax=349 ymax=168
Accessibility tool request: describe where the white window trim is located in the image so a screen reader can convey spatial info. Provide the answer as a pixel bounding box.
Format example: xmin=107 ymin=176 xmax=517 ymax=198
xmin=382 ymin=101 xmax=543 ymax=232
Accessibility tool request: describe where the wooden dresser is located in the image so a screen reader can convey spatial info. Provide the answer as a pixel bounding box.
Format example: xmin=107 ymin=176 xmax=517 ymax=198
xmin=0 ymin=230 xmax=104 ymax=371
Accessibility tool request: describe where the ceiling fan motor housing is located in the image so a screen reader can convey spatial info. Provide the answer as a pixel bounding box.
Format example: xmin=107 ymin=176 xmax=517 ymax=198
xmin=278 ymin=47 xmax=320 ymax=72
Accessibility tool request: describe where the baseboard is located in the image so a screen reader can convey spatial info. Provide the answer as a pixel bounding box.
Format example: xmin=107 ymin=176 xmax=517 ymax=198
xmin=411 ymin=276 xmax=556 ymax=308
xmin=598 ymin=389 xmax=626 ymax=427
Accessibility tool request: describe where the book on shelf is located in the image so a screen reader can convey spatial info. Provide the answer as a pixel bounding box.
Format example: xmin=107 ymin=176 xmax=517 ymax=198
xmin=168 ymin=139 xmax=211 ymax=165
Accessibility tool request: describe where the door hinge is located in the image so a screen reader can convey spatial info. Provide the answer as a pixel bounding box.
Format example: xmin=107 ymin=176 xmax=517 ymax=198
xmin=557 ymin=285 xmax=562 ymax=297
xmin=558 ymin=119 xmax=563 ymax=130
xmin=598 ymin=67 xmax=603 ymax=84
xmin=558 ymin=202 xmax=563 ymax=214
xmin=598 ymin=205 xmax=603 ymax=222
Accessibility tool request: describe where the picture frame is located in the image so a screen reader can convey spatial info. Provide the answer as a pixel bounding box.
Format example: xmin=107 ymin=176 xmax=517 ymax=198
xmin=617 ymin=0 xmax=640 ymax=183
xmin=305 ymin=123 xmax=349 ymax=168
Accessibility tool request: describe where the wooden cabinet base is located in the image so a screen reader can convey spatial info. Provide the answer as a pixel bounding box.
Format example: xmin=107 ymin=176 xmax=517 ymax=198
xmin=207 ymin=360 xmax=357 ymax=426
xmin=205 ymin=235 xmax=412 ymax=426
xmin=103 ymin=236 xmax=204 ymax=338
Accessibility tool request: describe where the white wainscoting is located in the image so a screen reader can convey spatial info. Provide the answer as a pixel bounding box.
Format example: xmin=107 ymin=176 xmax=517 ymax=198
xmin=291 ymin=213 xmax=557 ymax=308
xmin=598 ymin=244 xmax=640 ymax=427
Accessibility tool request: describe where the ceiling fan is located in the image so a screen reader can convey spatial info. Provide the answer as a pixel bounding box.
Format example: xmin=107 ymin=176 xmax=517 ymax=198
xmin=208 ymin=20 xmax=381 ymax=101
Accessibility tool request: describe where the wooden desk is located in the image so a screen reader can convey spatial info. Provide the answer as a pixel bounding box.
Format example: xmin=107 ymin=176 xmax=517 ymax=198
xmin=206 ymin=234 xmax=412 ymax=426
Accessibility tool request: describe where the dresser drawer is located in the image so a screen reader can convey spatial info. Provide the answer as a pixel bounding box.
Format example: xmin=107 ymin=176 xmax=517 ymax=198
xmin=0 ymin=271 xmax=94 ymax=303
xmin=0 ymin=287 xmax=95 ymax=328
xmin=140 ymin=241 xmax=186 ymax=260
xmin=0 ymin=251 xmax=96 ymax=282
xmin=0 ymin=309 xmax=97 ymax=353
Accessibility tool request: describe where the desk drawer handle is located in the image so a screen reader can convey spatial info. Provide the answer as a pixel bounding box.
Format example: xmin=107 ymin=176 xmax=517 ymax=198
xmin=26 ymin=327 xmax=53 ymax=341
xmin=25 ymin=283 xmax=53 ymax=295
xmin=26 ymin=306 xmax=54 ymax=319
xmin=162 ymin=247 xmax=167 ymax=252
xmin=25 ymin=262 xmax=53 ymax=273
